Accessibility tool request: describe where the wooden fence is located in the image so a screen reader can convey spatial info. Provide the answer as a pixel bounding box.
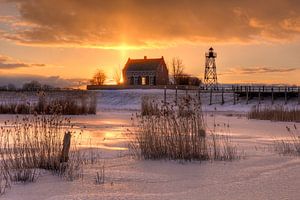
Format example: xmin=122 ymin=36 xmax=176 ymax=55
xmin=87 ymin=84 xmax=300 ymax=105
xmin=165 ymin=85 xmax=300 ymax=105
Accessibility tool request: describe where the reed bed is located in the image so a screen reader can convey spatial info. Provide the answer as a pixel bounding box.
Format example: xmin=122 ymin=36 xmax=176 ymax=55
xmin=248 ymin=105 xmax=300 ymax=122
xmin=141 ymin=96 xmax=160 ymax=116
xmin=129 ymin=96 xmax=238 ymax=161
xmin=274 ymin=125 xmax=300 ymax=156
xmin=0 ymin=115 xmax=85 ymax=194
xmin=0 ymin=91 xmax=97 ymax=115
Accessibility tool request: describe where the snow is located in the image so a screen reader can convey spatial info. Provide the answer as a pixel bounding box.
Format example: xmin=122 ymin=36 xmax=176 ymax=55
xmin=96 ymin=89 xmax=300 ymax=113
xmin=1 ymin=89 xmax=300 ymax=200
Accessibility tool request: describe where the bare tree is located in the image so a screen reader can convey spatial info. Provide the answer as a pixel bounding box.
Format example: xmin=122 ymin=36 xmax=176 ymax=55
xmin=91 ymin=69 xmax=106 ymax=85
xmin=113 ymin=66 xmax=122 ymax=85
xmin=171 ymin=57 xmax=184 ymax=85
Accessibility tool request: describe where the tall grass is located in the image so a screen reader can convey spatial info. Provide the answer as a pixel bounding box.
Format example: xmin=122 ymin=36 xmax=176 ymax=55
xmin=141 ymin=96 xmax=160 ymax=116
xmin=129 ymin=96 xmax=238 ymax=161
xmin=0 ymin=115 xmax=84 ymax=194
xmin=274 ymin=125 xmax=300 ymax=155
xmin=248 ymin=105 xmax=300 ymax=122
xmin=0 ymin=91 xmax=97 ymax=115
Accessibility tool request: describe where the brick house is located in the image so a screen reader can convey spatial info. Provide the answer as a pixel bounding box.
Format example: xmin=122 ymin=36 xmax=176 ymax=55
xmin=122 ymin=56 xmax=169 ymax=86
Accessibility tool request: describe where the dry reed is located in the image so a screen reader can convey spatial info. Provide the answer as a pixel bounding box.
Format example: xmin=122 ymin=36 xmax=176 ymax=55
xmin=248 ymin=105 xmax=300 ymax=122
xmin=95 ymin=165 xmax=105 ymax=185
xmin=129 ymin=96 xmax=238 ymax=161
xmin=141 ymin=96 xmax=160 ymax=116
xmin=0 ymin=91 xmax=97 ymax=115
xmin=0 ymin=115 xmax=85 ymax=194
xmin=274 ymin=125 xmax=300 ymax=155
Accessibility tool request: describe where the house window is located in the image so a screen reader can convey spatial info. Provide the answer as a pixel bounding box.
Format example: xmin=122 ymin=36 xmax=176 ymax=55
xmin=134 ymin=77 xmax=139 ymax=85
xmin=142 ymin=77 xmax=146 ymax=85
xmin=150 ymin=76 xmax=156 ymax=85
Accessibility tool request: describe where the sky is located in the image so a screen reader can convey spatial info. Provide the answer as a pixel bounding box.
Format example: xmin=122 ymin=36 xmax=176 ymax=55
xmin=0 ymin=0 xmax=300 ymax=88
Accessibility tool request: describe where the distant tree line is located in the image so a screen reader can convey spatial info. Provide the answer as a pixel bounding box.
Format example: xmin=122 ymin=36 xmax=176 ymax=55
xmin=0 ymin=81 xmax=60 ymax=91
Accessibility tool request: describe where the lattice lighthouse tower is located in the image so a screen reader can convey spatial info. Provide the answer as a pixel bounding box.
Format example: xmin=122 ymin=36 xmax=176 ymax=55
xmin=204 ymin=47 xmax=218 ymax=88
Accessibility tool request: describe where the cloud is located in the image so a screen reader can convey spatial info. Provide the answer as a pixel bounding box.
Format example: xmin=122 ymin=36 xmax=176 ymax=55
xmin=0 ymin=54 xmax=45 ymax=69
xmin=0 ymin=15 xmax=15 ymax=24
xmin=0 ymin=73 xmax=86 ymax=88
xmin=1 ymin=0 xmax=300 ymax=48
xmin=222 ymin=66 xmax=298 ymax=75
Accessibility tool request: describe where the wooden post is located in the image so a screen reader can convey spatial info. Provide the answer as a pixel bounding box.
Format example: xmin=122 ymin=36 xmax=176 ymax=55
xmin=60 ymin=131 xmax=71 ymax=163
xmin=236 ymin=86 xmax=239 ymax=102
xmin=271 ymin=87 xmax=274 ymax=105
xmin=198 ymin=88 xmax=201 ymax=103
xmin=298 ymin=87 xmax=300 ymax=105
xmin=164 ymin=86 xmax=167 ymax=105
xmin=175 ymin=86 xmax=178 ymax=106
xmin=221 ymin=87 xmax=224 ymax=105
xmin=285 ymin=86 xmax=288 ymax=105
xmin=185 ymin=86 xmax=188 ymax=97
xmin=233 ymin=87 xmax=236 ymax=105
xmin=246 ymin=86 xmax=249 ymax=104
xmin=209 ymin=88 xmax=212 ymax=105
xmin=258 ymin=87 xmax=261 ymax=105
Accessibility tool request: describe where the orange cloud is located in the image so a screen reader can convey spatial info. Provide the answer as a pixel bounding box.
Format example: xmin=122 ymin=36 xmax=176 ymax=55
xmin=1 ymin=0 xmax=300 ymax=48
xmin=221 ymin=66 xmax=299 ymax=75
xmin=0 ymin=73 xmax=86 ymax=88
xmin=0 ymin=54 xmax=45 ymax=69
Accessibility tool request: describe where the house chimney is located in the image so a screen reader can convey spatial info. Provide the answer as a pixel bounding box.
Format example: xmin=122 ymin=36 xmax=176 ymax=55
xmin=144 ymin=56 xmax=147 ymax=59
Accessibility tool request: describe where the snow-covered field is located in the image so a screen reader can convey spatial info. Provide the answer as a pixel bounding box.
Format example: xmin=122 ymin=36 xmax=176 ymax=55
xmin=1 ymin=89 xmax=300 ymax=200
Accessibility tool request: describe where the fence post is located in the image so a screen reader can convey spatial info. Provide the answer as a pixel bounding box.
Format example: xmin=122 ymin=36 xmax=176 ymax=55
xmin=221 ymin=87 xmax=224 ymax=105
xmin=298 ymin=87 xmax=300 ymax=105
xmin=60 ymin=131 xmax=71 ymax=163
xmin=164 ymin=86 xmax=167 ymax=105
xmin=246 ymin=86 xmax=249 ymax=104
xmin=175 ymin=86 xmax=178 ymax=106
xmin=271 ymin=87 xmax=274 ymax=105
xmin=209 ymin=88 xmax=213 ymax=105
xmin=233 ymin=87 xmax=236 ymax=105
xmin=198 ymin=87 xmax=201 ymax=104
xmin=285 ymin=86 xmax=288 ymax=105
xmin=185 ymin=86 xmax=188 ymax=97
xmin=236 ymin=86 xmax=239 ymax=102
xmin=258 ymin=87 xmax=261 ymax=105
